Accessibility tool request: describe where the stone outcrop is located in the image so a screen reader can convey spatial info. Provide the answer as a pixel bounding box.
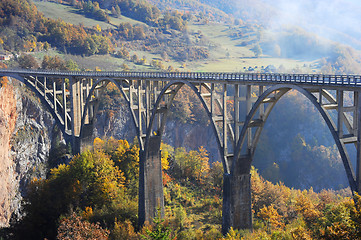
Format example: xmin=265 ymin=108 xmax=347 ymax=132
xmin=0 ymin=79 xmax=55 ymax=226
xmin=0 ymin=80 xmax=17 ymax=226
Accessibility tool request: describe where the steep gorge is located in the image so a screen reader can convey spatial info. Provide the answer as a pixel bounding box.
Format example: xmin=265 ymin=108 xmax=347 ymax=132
xmin=0 ymin=77 xmax=350 ymax=226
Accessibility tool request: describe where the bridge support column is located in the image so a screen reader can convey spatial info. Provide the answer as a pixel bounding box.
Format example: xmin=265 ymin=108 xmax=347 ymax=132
xmin=70 ymin=77 xmax=83 ymax=153
xmin=79 ymin=124 xmax=95 ymax=152
xmin=222 ymin=156 xmax=252 ymax=234
xmin=139 ymin=136 xmax=164 ymax=226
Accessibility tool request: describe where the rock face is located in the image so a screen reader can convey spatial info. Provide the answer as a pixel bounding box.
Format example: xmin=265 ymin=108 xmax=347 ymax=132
xmin=0 ymin=79 xmax=55 ymax=227
xmin=94 ymin=105 xmax=221 ymax=162
xmin=0 ymin=81 xmax=17 ymax=227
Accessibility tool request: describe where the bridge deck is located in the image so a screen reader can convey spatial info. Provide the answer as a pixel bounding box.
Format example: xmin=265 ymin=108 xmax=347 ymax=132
xmin=1 ymin=69 xmax=361 ymax=89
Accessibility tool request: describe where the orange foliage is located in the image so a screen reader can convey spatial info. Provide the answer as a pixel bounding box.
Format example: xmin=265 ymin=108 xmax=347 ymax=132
xmin=57 ymin=212 xmax=109 ymax=240
xmin=258 ymin=204 xmax=284 ymax=229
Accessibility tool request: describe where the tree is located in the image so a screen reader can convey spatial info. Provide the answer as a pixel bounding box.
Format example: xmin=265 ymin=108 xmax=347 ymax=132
xmin=12 ymin=150 xmax=126 ymax=239
xmin=116 ymin=47 xmax=130 ymax=59
xmin=131 ymin=54 xmax=139 ymax=63
xmin=66 ymin=59 xmax=80 ymax=71
xmin=111 ymin=6 xmax=117 ymax=16
xmin=167 ymin=65 xmax=174 ymax=72
xmin=141 ymin=212 xmax=173 ymax=240
xmin=209 ymin=161 xmax=223 ymax=189
xmin=139 ymin=56 xmax=147 ymax=65
xmin=115 ymin=5 xmax=121 ymax=18
xmin=351 ymin=193 xmax=361 ymax=238
xmin=134 ymin=26 xmax=145 ymax=40
xmin=111 ymin=220 xmax=138 ymax=240
xmin=174 ymin=146 xmax=209 ymax=182
xmin=0 ymin=62 xmax=8 ymax=87
xmin=18 ymin=54 xmax=39 ymax=69
xmin=258 ymin=204 xmax=283 ymax=230
xmin=43 ymin=41 xmax=50 ymax=51
xmin=57 ymin=212 xmax=109 ymax=240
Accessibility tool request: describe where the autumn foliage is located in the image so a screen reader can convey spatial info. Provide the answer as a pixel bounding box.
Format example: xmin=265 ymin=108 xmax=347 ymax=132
xmin=0 ymin=0 xmax=113 ymax=55
xmin=4 ymin=136 xmax=361 ymax=240
xmin=57 ymin=212 xmax=109 ymax=240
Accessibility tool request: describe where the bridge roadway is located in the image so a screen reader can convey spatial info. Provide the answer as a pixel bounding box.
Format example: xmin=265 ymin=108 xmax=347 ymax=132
xmin=1 ymin=68 xmax=361 ymax=234
xmin=2 ymin=68 xmax=361 ymax=87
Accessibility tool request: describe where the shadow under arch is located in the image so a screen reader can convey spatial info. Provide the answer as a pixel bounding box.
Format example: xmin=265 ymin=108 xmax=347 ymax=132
xmin=144 ymin=80 xmax=228 ymax=174
xmin=235 ymin=84 xmax=357 ymax=192
xmin=79 ymin=78 xmax=142 ymax=150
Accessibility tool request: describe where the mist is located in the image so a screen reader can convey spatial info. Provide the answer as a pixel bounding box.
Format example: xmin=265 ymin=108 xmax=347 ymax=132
xmin=268 ymin=0 xmax=361 ymax=49
xmin=236 ymin=0 xmax=361 ymax=50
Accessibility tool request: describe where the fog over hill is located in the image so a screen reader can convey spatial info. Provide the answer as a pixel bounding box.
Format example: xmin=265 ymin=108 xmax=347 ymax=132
xmin=233 ymin=0 xmax=361 ymax=50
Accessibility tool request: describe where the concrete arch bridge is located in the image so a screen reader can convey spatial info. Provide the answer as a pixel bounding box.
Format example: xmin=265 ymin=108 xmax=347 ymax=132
xmin=1 ymin=69 xmax=361 ymax=233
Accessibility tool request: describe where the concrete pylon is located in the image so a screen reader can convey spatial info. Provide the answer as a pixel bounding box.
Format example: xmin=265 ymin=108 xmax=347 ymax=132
xmin=70 ymin=78 xmax=82 ymax=154
xmin=222 ymin=156 xmax=252 ymax=234
xmin=139 ymin=135 xmax=164 ymax=226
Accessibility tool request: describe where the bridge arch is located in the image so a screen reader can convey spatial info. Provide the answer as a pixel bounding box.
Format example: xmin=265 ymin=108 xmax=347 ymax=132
xmin=79 ymin=78 xmax=142 ymax=149
xmin=144 ymin=80 xmax=229 ymax=174
xmin=235 ymin=84 xmax=357 ymax=192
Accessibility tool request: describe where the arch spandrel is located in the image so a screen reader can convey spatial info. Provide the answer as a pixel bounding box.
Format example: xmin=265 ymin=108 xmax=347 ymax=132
xmin=234 ymin=84 xmax=357 ymax=192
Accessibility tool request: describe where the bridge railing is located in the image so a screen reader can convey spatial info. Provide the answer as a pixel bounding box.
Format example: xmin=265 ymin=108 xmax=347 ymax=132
xmin=1 ymin=69 xmax=361 ymax=87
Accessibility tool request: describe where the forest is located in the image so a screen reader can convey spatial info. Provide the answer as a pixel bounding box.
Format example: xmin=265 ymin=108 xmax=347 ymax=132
xmin=0 ymin=135 xmax=358 ymax=239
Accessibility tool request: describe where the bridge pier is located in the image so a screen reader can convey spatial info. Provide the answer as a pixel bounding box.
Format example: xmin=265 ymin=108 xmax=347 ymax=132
xmin=79 ymin=123 xmax=95 ymax=152
xmin=70 ymin=78 xmax=82 ymax=153
xmin=222 ymin=156 xmax=253 ymax=234
xmin=139 ymin=135 xmax=165 ymax=226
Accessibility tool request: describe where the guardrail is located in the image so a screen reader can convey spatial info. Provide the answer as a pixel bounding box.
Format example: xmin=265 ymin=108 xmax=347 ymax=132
xmin=1 ymin=68 xmax=361 ymax=87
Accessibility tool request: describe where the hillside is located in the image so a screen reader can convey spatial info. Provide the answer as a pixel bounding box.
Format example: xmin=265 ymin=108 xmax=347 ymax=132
xmin=30 ymin=0 xmax=320 ymax=73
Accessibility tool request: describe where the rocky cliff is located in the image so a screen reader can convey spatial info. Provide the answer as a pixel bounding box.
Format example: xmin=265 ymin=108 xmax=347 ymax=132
xmin=0 ymin=80 xmax=17 ymax=227
xmin=0 ymin=78 xmax=55 ymax=227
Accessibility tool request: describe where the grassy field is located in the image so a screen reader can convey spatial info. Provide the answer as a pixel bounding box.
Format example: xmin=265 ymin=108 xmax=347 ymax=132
xmin=34 ymin=1 xmax=145 ymax=29
xmin=188 ymin=23 xmax=319 ymax=72
xmin=189 ymin=23 xmax=255 ymax=60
